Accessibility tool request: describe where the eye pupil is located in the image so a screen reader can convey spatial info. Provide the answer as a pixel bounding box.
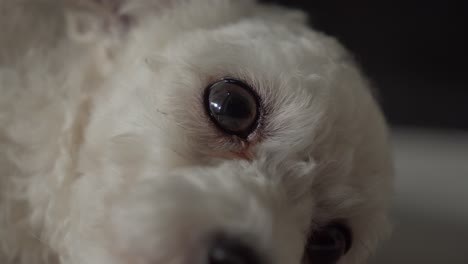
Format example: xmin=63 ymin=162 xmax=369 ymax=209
xmin=205 ymin=79 xmax=259 ymax=138
xmin=211 ymin=92 xmax=251 ymax=118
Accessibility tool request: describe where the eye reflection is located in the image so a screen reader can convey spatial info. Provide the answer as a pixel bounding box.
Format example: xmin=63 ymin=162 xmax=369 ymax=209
xmin=210 ymin=101 xmax=222 ymax=112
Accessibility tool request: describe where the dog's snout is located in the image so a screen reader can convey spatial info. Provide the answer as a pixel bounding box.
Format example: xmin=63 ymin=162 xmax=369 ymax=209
xmin=208 ymin=235 xmax=264 ymax=264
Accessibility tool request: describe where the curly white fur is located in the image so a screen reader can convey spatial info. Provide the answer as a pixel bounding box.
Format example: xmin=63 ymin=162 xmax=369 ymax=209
xmin=0 ymin=1 xmax=393 ymax=264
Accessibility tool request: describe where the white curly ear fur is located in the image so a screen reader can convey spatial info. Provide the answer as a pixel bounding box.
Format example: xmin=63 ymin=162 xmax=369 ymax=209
xmin=64 ymin=0 xmax=178 ymax=43
xmin=64 ymin=0 xmax=131 ymax=43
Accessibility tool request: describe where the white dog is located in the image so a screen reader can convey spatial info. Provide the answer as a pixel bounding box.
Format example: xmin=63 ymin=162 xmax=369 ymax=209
xmin=0 ymin=1 xmax=393 ymax=264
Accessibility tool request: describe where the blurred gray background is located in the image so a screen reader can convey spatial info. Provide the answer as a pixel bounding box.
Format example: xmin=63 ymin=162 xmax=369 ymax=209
xmin=261 ymin=1 xmax=468 ymax=263
xmin=263 ymin=0 xmax=468 ymax=130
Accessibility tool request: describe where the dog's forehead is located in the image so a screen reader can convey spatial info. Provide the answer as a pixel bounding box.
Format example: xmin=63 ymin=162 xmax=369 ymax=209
xmin=163 ymin=21 xmax=339 ymax=79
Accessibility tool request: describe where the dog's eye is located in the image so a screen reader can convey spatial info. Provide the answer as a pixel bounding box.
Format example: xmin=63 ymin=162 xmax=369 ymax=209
xmin=303 ymin=223 xmax=352 ymax=264
xmin=205 ymin=79 xmax=259 ymax=138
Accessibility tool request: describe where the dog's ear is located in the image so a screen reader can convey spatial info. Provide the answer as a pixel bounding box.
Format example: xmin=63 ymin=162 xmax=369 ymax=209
xmin=65 ymin=0 xmax=175 ymax=43
xmin=65 ymin=0 xmax=139 ymax=43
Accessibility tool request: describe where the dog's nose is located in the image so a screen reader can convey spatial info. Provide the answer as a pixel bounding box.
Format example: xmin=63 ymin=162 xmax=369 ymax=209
xmin=208 ymin=235 xmax=263 ymax=264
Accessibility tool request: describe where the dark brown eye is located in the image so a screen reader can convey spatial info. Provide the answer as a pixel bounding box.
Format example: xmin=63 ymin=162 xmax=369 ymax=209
xmin=205 ymin=79 xmax=259 ymax=138
xmin=303 ymin=223 xmax=352 ymax=264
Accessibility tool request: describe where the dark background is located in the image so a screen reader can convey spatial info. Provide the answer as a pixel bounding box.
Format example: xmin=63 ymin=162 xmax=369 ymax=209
xmin=262 ymin=0 xmax=468 ymax=130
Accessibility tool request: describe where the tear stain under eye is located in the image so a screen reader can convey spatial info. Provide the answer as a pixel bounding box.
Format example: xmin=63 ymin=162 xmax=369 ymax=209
xmin=202 ymin=144 xmax=254 ymax=162
xmin=225 ymin=130 xmax=271 ymax=162
xmin=197 ymin=129 xmax=260 ymax=162
xmin=230 ymin=148 xmax=254 ymax=161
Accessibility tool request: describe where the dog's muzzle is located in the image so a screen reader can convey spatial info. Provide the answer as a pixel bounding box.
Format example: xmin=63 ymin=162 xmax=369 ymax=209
xmin=108 ymin=161 xmax=306 ymax=264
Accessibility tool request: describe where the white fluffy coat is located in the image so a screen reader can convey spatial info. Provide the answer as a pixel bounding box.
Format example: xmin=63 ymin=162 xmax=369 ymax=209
xmin=0 ymin=1 xmax=393 ymax=263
